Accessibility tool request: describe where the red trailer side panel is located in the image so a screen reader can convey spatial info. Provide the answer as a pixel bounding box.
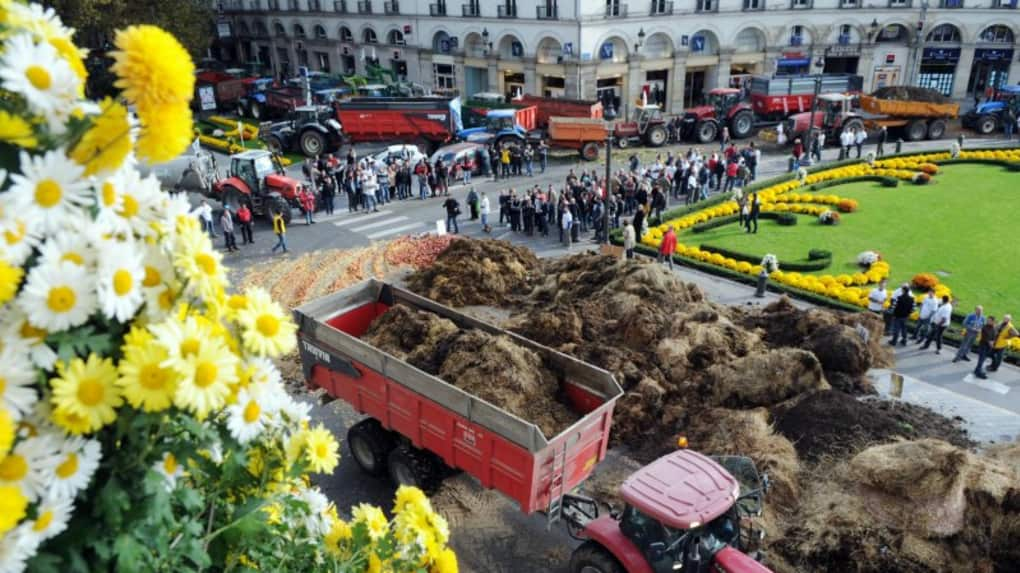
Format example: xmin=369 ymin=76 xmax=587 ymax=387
xmin=336 ymin=109 xmax=453 ymax=144
xmin=516 ymin=95 xmax=604 ymax=129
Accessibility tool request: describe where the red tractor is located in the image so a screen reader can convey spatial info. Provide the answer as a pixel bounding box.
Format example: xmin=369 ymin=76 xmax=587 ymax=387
xmin=612 ymin=105 xmax=670 ymax=149
xmin=784 ymin=93 xmax=865 ymax=144
xmin=565 ymin=450 xmax=772 ymax=573
xmin=207 ymin=150 xmax=300 ymax=224
xmin=681 ymin=88 xmax=756 ymax=144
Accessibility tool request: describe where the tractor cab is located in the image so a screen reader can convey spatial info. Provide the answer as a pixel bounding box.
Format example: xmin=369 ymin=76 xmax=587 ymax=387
xmin=634 ymin=104 xmax=663 ymax=125
xmin=229 ymin=150 xmax=276 ymax=195
xmin=817 ymin=93 xmax=854 ymax=125
xmin=707 ymin=88 xmax=742 ymax=117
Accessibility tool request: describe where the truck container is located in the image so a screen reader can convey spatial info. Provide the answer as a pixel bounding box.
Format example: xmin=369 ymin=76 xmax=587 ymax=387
xmin=548 ymin=117 xmax=607 ymax=161
xmin=515 ymin=95 xmax=604 ymax=129
xmin=334 ymin=96 xmax=464 ymax=150
xmin=293 ymin=279 xmax=623 ymax=514
xmin=858 ymin=94 xmax=958 ymax=140
xmin=748 ymin=74 xmax=863 ymax=121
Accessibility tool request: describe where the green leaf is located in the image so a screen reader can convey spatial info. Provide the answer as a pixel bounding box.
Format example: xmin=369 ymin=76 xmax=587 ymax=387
xmin=25 ymin=551 xmax=63 ymax=573
xmin=113 ymin=534 xmax=145 ymax=573
xmin=95 ymin=478 xmax=131 ymax=529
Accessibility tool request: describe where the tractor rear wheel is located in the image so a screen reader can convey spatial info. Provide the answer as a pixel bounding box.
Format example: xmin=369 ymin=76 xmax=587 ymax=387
xmin=644 ymin=125 xmax=668 ymax=147
xmin=976 ymin=114 xmax=997 ymax=135
xmin=265 ymin=196 xmax=292 ymax=225
xmin=387 ymin=446 xmax=444 ymax=495
xmin=221 ymin=186 xmax=244 ymax=212
xmin=347 ymin=419 xmax=396 ymax=477
xmin=300 ymin=130 xmax=326 ymax=157
xmin=731 ymin=110 xmax=755 ymax=139
xmin=570 ymin=541 xmax=625 ymax=573
xmin=696 ymin=120 xmax=718 ymax=144
xmin=842 ymin=118 xmax=865 ymax=138
xmin=264 ymin=135 xmax=284 ymax=154
xmin=905 ymin=119 xmax=927 ymax=141
xmin=581 ymin=141 xmax=600 ymax=161
xmin=926 ymin=118 xmax=947 ymax=140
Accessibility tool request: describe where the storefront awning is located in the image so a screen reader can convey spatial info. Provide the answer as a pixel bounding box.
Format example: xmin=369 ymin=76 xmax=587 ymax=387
xmin=777 ymin=58 xmax=810 ymax=67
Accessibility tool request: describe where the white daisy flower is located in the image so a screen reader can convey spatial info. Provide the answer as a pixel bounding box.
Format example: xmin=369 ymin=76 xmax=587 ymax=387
xmin=6 ymin=149 xmax=92 ymax=236
xmin=37 ymin=228 xmax=96 ymax=270
xmin=17 ymin=401 xmax=55 ymax=441
xmin=141 ymin=283 xmax=176 ymax=322
xmin=18 ymin=260 xmax=96 ymax=332
xmin=0 ymin=343 xmax=37 ymax=420
xmin=5 ymin=2 xmax=75 ymax=43
xmin=49 ymin=436 xmax=101 ymax=500
xmin=153 ymin=451 xmax=185 ymax=490
xmin=140 ymin=242 xmax=174 ymax=292
xmin=95 ymin=168 xmax=160 ymax=238
xmin=0 ymin=34 xmax=78 ymax=124
xmin=0 ymin=213 xmax=41 ymax=268
xmin=0 ymin=524 xmax=38 ymax=573
xmin=276 ymin=393 xmax=312 ymax=425
xmin=0 ymin=435 xmax=60 ymax=502
xmin=0 ymin=310 xmax=57 ymax=371
xmin=24 ymin=494 xmax=73 ymax=542
xmin=96 ymin=241 xmax=144 ymax=323
xmin=225 ymin=389 xmax=278 ymax=445
xmin=159 ymin=193 xmax=193 ymax=238
xmin=297 ymin=487 xmax=331 ymax=536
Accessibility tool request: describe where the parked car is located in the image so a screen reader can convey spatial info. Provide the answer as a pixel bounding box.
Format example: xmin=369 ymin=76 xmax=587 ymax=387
xmin=430 ymin=142 xmax=485 ymax=178
xmin=370 ymin=144 xmax=427 ymax=169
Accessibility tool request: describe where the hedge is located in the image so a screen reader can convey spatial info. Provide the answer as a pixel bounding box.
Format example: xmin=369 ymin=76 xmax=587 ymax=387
xmin=809 ymin=175 xmax=898 ymax=191
xmin=699 ymin=244 xmax=832 ymax=272
xmin=776 ymin=212 xmax=797 ymax=226
xmin=808 ymin=249 xmax=832 ymax=260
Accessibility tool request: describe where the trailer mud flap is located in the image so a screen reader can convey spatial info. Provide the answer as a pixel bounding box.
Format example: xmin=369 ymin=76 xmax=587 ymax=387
xmin=299 ymin=338 xmax=362 ymax=382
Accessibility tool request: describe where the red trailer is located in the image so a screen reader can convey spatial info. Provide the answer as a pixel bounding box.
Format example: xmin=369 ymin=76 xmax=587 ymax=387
xmin=515 ymin=95 xmax=604 ymax=129
xmin=748 ymin=74 xmax=863 ymax=121
xmin=293 ymin=280 xmax=623 ymax=513
xmin=333 ymin=97 xmax=464 ymax=151
xmin=194 ymin=71 xmax=250 ymax=110
xmin=263 ymin=86 xmax=307 ymax=117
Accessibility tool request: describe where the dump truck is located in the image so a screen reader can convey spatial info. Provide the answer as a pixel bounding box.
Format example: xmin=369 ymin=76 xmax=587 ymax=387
xmin=294 ymin=279 xmax=774 ymax=573
xmin=748 ymin=74 xmax=863 ymax=121
xmin=332 ymin=96 xmax=463 ymax=153
xmin=858 ymin=93 xmax=958 ymax=141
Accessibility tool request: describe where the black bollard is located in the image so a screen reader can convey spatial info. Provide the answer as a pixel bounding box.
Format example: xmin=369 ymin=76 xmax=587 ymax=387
xmin=895 ymin=138 xmax=903 ymax=154
xmin=755 ymin=270 xmax=769 ymax=298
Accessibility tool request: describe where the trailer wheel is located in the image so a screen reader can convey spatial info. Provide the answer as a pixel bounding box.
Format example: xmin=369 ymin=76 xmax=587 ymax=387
xmin=300 ymin=130 xmax=326 ymax=157
xmin=976 ymin=114 xmax=997 ymax=135
xmin=387 ymin=446 xmax=443 ymax=495
xmin=695 ymin=121 xmax=718 ymax=144
xmin=905 ymin=119 xmax=927 ymax=141
xmin=221 ymin=186 xmax=244 ymax=212
xmin=348 ymin=419 xmax=396 ymax=477
xmin=581 ymin=142 xmax=600 ymax=161
xmin=730 ymin=110 xmax=755 ymax=139
xmin=570 ymin=541 xmax=625 ymax=573
xmin=645 ymin=125 xmax=668 ymax=147
xmin=926 ymin=119 xmax=947 ymax=140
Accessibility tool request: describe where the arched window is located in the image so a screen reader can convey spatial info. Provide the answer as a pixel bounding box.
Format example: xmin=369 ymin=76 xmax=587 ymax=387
xmin=255 ymin=21 xmax=268 ymax=37
xmin=238 ymin=21 xmax=250 ymax=36
xmin=314 ymin=25 xmax=327 ymax=40
xmin=876 ymin=24 xmax=908 ymax=43
xmin=293 ymin=24 xmax=306 ymax=39
xmin=926 ymin=24 xmax=961 ymax=43
xmin=339 ymin=26 xmax=353 ymax=43
xmin=387 ymin=30 xmax=405 ymax=45
xmin=274 ymin=22 xmax=286 ymax=37
xmin=362 ymin=28 xmax=377 ymax=44
xmin=979 ymin=25 xmax=1014 ymax=44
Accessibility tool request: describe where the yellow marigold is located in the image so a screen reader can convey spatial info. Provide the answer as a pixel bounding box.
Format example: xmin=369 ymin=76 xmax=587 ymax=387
xmin=0 ymin=407 xmax=13 ymax=463
xmin=0 ymin=109 xmax=37 ymax=149
xmin=70 ymin=98 xmax=131 ymax=176
xmin=431 ymin=548 xmax=458 ymax=573
xmin=135 ymin=102 xmax=193 ymax=163
xmin=0 ymin=259 xmax=23 ymax=306
xmin=111 ymin=25 xmax=194 ymax=110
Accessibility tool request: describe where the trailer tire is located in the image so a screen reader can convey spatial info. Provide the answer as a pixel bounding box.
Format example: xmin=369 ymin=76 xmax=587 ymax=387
xmin=730 ymin=110 xmax=755 ymax=139
xmin=905 ymin=119 xmax=927 ymax=142
xmin=221 ymin=186 xmax=244 ymax=212
xmin=581 ymin=142 xmax=600 ymax=161
xmin=695 ymin=121 xmax=718 ymax=144
xmin=976 ymin=114 xmax=997 ymax=135
xmin=645 ymin=125 xmax=668 ymax=147
xmin=348 ymin=419 xmax=396 ymax=477
xmin=570 ymin=541 xmax=625 ymax=573
xmin=926 ymin=118 xmax=947 ymax=140
xmin=300 ymin=130 xmax=327 ymax=157
xmin=387 ymin=446 xmax=443 ymax=495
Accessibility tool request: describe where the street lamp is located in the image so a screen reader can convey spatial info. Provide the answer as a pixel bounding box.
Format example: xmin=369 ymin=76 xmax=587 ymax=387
xmin=602 ymin=106 xmax=618 ymax=245
xmin=868 ymin=19 xmax=880 ymax=43
xmin=635 ymin=28 xmax=645 ymax=53
xmin=482 ymin=28 xmax=491 ymax=55
xmin=804 ymin=52 xmax=826 ymax=166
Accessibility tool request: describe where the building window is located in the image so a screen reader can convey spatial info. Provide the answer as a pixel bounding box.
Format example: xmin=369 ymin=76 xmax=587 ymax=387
xmin=840 ymin=0 xmax=857 ymax=7
xmin=298 ymin=49 xmax=309 ymax=67
xmin=387 ymin=30 xmax=405 ymax=45
xmin=309 ymin=0 xmax=322 ymax=9
xmin=339 ymin=26 xmax=353 ymax=42
xmin=791 ymin=25 xmax=804 ymax=45
xmin=605 ymin=0 xmax=625 ymax=17
xmin=980 ymin=25 xmax=1014 ymax=44
xmin=274 ymin=22 xmax=286 ymax=36
xmin=838 ymin=24 xmax=852 ymax=44
xmin=877 ymin=24 xmax=907 ymax=42
xmin=696 ymin=0 xmax=716 ymax=11
xmin=926 ymin=24 xmax=961 ymax=43
xmin=791 ymin=0 xmax=811 ymax=7
xmin=314 ymin=25 xmax=327 ymax=39
xmin=255 ymin=22 xmax=268 ymax=36
xmin=316 ymin=51 xmax=330 ymax=71
xmin=363 ymin=28 xmax=377 ymax=44
xmin=433 ymin=63 xmax=456 ymax=93
xmin=293 ymin=24 xmax=305 ymax=38
xmin=743 ymin=0 xmax=764 ymax=10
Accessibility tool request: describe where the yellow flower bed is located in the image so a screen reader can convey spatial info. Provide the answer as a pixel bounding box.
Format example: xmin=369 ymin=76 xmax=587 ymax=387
xmin=208 ymin=115 xmax=260 ymax=140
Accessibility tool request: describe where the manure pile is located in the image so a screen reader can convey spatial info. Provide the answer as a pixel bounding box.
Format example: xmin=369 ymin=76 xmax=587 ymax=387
xmin=407 ymin=239 xmax=1020 ymax=573
xmin=872 ymin=86 xmax=951 ymax=104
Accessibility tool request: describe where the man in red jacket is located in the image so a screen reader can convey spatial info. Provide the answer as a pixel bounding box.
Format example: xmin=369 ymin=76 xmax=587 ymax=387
xmin=657 ymin=225 xmax=677 ymax=270
xmin=237 ymin=202 xmax=254 ymax=244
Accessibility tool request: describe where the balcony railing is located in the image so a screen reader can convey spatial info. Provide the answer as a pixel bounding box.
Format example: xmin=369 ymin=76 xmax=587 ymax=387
xmin=384 ymin=0 xmax=399 ymax=13
xmin=742 ymin=0 xmax=765 ymax=9
xmin=695 ymin=0 xmax=718 ymax=11
xmin=462 ymin=3 xmax=479 ymax=15
xmin=286 ymin=0 xmax=299 ymax=11
xmin=605 ymin=3 xmax=627 ymax=17
xmin=790 ymin=0 xmax=812 ymax=8
xmin=839 ymin=0 xmax=859 ymax=8
xmin=429 ymin=2 xmax=447 ymax=15
xmin=650 ymin=1 xmax=673 ymax=14
xmin=497 ymin=4 xmax=517 ymax=17
xmin=537 ymin=5 xmax=558 ymax=18
xmin=357 ymin=0 xmax=372 ymax=13
xmin=333 ymin=0 xmax=347 ymax=12
xmin=939 ymin=0 xmax=963 ymax=6
xmin=887 ymin=0 xmax=912 ymax=6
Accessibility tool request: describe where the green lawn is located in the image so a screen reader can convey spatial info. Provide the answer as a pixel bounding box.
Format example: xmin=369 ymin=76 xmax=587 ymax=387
xmin=685 ymin=164 xmax=1020 ymax=317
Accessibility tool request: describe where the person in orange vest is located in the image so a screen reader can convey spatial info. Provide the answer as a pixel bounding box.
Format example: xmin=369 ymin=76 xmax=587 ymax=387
xmin=236 ymin=202 xmax=254 ymax=244
xmin=657 ymin=225 xmax=677 ymax=270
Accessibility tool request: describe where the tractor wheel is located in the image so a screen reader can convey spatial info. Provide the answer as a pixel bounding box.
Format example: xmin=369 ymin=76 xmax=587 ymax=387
xmin=570 ymin=541 xmax=625 ymax=573
xmin=842 ymin=118 xmax=865 ymax=138
xmin=696 ymin=121 xmax=718 ymax=144
xmin=731 ymin=110 xmax=755 ymax=139
xmin=581 ymin=141 xmax=600 ymax=161
xmin=496 ymin=134 xmax=524 ymax=151
xmin=926 ymin=118 xmax=947 ymax=140
xmin=615 ymin=136 xmax=630 ymax=149
xmin=250 ymin=101 xmax=262 ymax=120
xmin=264 ymin=135 xmax=284 ymax=154
xmin=221 ymin=186 xmax=244 ymax=212
xmin=387 ymin=446 xmax=444 ymax=495
xmin=645 ymin=125 xmax=668 ymax=147
xmin=905 ymin=119 xmax=927 ymax=142
xmin=265 ymin=196 xmax=292 ymax=225
xmin=347 ymin=419 xmax=396 ymax=477
xmin=976 ymin=114 xmax=997 ymax=135
xmin=299 ymin=130 xmax=326 ymax=157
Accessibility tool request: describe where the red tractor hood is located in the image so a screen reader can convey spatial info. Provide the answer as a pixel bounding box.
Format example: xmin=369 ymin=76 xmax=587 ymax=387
xmin=265 ymin=173 xmax=301 ymax=199
xmin=787 ymin=111 xmax=821 ymax=135
xmin=713 ymin=546 xmax=772 ymax=573
xmin=685 ymin=105 xmax=714 ymax=119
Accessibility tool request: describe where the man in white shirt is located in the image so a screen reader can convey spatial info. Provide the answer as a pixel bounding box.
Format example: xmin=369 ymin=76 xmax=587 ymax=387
xmin=921 ymin=296 xmax=954 ymax=354
xmin=839 ymin=129 xmax=852 ymax=160
xmin=854 ymin=127 xmax=867 ymax=158
xmin=912 ymin=292 xmax=938 ymax=342
xmin=561 ymin=208 xmax=574 ymax=249
xmin=867 ymin=280 xmax=888 ymax=313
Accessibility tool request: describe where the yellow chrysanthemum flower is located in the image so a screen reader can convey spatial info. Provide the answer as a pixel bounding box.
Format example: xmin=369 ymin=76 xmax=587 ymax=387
xmin=50 ymin=354 xmax=123 ymax=435
xmin=173 ymin=224 xmax=226 ymax=300
xmin=303 ymin=425 xmax=339 ymax=474
xmin=48 ymin=35 xmax=86 ymax=83
xmin=431 ymin=548 xmax=458 ymax=573
xmin=117 ymin=328 xmax=178 ymax=412
xmin=0 ymin=110 xmax=37 ymax=149
xmin=0 ymin=407 xmax=14 ymax=463
xmin=110 ymin=25 xmax=194 ymax=111
xmin=70 ymin=98 xmax=131 ymax=176
xmin=0 ymin=259 xmax=24 ymax=306
xmin=135 ymin=102 xmax=193 ymax=164
xmin=323 ymin=516 xmax=352 ymax=555
xmin=352 ymin=503 xmax=389 ymax=541
xmin=171 ymin=339 xmax=237 ymax=420
xmin=236 ymin=288 xmax=297 ymax=358
xmin=0 ymin=484 xmax=27 ymax=535
xmin=394 ymin=485 xmax=430 ymax=515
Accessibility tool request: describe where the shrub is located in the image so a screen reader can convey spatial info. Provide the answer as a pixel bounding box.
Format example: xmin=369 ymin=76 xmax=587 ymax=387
xmin=912 ymin=273 xmax=940 ymax=291
xmin=818 ymin=210 xmax=840 ymax=225
xmin=881 ymin=178 xmax=900 ymax=187
xmin=776 ymin=212 xmax=797 ymax=226
xmin=857 ymin=250 xmax=881 ymax=267
xmin=912 ymin=172 xmax=932 ymax=184
xmin=837 ymin=198 xmax=858 ymax=213
xmin=809 ymin=249 xmax=832 ymax=261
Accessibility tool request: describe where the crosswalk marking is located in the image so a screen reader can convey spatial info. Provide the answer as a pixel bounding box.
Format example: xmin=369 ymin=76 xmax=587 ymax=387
xmin=366 ymin=222 xmax=426 ymax=239
xmin=962 ymin=374 xmax=1012 ymax=395
xmin=331 ymin=210 xmax=392 ymax=227
xmin=350 ymin=216 xmax=409 ymax=232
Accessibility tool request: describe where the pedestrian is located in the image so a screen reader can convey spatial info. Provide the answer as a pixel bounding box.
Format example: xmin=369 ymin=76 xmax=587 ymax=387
xmin=539 ymin=139 xmax=548 ymax=173
xmin=912 ymin=291 xmax=937 ymax=342
xmin=237 ymin=202 xmax=254 ymax=244
xmin=196 ymin=200 xmax=215 ymax=237
xmin=749 ymin=142 xmax=760 ymax=180
xmin=442 ymin=196 xmax=460 ymax=234
xmin=736 ymin=190 xmax=748 ymax=229
xmin=271 ymin=211 xmax=287 ymax=254
xmin=524 ymin=144 xmax=534 ymax=177
xmin=854 ymin=126 xmax=866 ymax=158
xmin=415 ymin=160 xmax=429 ymax=199
xmin=657 ymin=225 xmax=677 ymax=270
xmin=725 ymin=160 xmax=739 ymax=192
xmin=867 ymin=279 xmax=888 ymax=314
xmin=745 ymin=192 xmax=760 ymax=234
xmin=633 ymin=204 xmax=646 ymax=240
xmin=810 ymin=131 xmax=822 ymax=163
xmin=974 ymin=316 xmax=998 ymax=379
xmin=953 ymin=305 xmax=985 ymax=363
xmin=461 ymin=155 xmax=472 ymax=185
xmin=500 ymin=146 xmax=511 ymax=178
xmin=299 ymin=186 xmax=316 ymax=225
xmin=435 ymin=159 xmax=449 ymax=196
xmin=920 ymin=295 xmax=953 ymax=354
xmin=988 ymin=314 xmax=1018 ymax=373
xmin=719 ymin=125 xmax=730 ymax=152
xmin=888 ymin=284 xmax=914 ymax=346
xmin=876 ymin=125 xmax=888 ymax=157
xmin=561 ymin=207 xmax=573 ymax=249
xmin=220 ymin=206 xmax=238 ymax=252
xmin=466 ymin=187 xmax=479 ymax=220
xmin=792 ymin=138 xmax=804 ymax=170
xmin=321 ymin=174 xmax=336 ymax=215
xmin=839 ymin=128 xmax=852 ymax=160
xmin=622 ymin=219 xmax=635 ymax=259
xmin=1006 ymin=108 xmax=1016 ymax=141
xmin=480 ymin=191 xmax=491 ymax=233
xmin=509 ymin=193 xmax=522 ymax=232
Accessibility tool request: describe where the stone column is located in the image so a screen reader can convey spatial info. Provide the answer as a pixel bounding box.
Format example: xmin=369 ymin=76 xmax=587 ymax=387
xmin=579 ymin=63 xmax=597 ymax=102
xmin=859 ymin=45 xmax=877 ymax=93
xmin=715 ymin=49 xmax=735 ymax=91
xmin=671 ymin=54 xmax=686 ymax=114
xmin=950 ymin=45 xmax=975 ymax=101
xmin=627 ymin=55 xmax=644 ymax=114
xmin=455 ymin=54 xmax=467 ymax=96
xmin=487 ymin=57 xmax=500 ymax=93
xmin=524 ymin=59 xmax=538 ymax=95
xmin=418 ymin=51 xmax=434 ymax=92
xmin=563 ymin=60 xmax=580 ymax=99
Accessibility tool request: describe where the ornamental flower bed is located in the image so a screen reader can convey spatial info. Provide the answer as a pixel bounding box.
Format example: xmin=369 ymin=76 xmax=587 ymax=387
xmin=0 ymin=6 xmax=455 ymax=573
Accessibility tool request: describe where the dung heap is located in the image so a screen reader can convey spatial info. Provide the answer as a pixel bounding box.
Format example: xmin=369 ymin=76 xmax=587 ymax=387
xmin=404 ymin=238 xmax=542 ymax=307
